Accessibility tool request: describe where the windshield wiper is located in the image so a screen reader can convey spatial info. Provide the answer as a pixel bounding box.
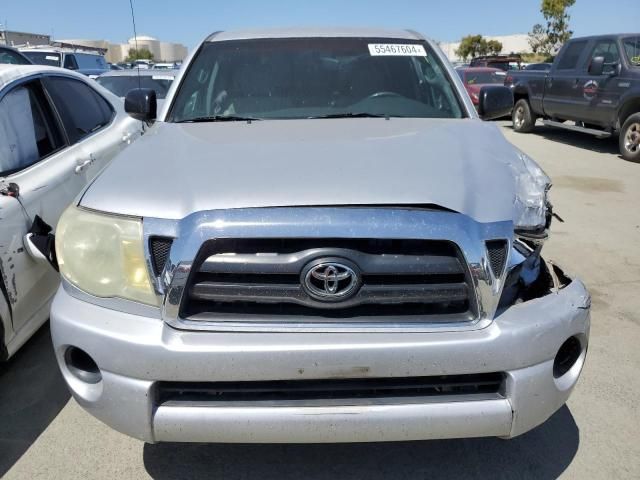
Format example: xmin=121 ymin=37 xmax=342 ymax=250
xmin=176 ymin=115 xmax=261 ymax=123
xmin=307 ymin=112 xmax=388 ymax=119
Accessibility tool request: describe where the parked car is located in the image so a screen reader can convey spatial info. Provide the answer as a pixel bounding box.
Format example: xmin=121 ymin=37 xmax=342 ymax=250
xmin=0 ymin=65 xmax=143 ymax=360
xmin=523 ymin=62 xmax=552 ymax=71
xmin=506 ymin=34 xmax=640 ymax=162
xmin=132 ymin=59 xmax=152 ymax=70
xmin=51 ymin=28 xmax=589 ymax=444
xmin=108 ymin=63 xmax=124 ymax=71
xmin=456 ymin=67 xmax=507 ymax=106
xmin=20 ymin=46 xmax=109 ymax=78
xmin=153 ymin=62 xmax=178 ymax=70
xmin=0 ymin=45 xmax=32 ymax=65
xmin=96 ymin=69 xmax=177 ymax=106
xmin=470 ymin=54 xmax=523 ymax=71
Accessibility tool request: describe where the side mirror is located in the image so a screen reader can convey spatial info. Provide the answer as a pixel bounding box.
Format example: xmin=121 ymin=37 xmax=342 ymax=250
xmin=125 ymin=88 xmax=157 ymax=122
xmin=477 ymin=86 xmax=514 ymax=121
xmin=588 ymin=56 xmax=605 ymax=76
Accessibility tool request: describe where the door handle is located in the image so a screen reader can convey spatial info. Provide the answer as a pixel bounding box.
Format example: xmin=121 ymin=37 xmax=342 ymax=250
xmin=75 ymin=153 xmax=96 ymax=174
xmin=122 ymin=131 xmax=133 ymax=144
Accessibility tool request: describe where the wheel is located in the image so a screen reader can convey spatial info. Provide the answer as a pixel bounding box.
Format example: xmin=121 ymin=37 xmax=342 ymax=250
xmin=619 ymin=113 xmax=640 ymax=163
xmin=512 ymin=99 xmax=535 ymax=133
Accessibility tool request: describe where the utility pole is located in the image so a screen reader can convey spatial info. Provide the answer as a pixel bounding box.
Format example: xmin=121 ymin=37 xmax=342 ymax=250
xmin=0 ymin=21 xmax=7 ymax=45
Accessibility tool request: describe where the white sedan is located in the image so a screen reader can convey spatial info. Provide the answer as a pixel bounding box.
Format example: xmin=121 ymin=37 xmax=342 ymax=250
xmin=0 ymin=65 xmax=143 ymax=360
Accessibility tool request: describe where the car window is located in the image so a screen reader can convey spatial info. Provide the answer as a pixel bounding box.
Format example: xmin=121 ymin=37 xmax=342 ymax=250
xmin=21 ymin=51 xmax=61 ymax=67
xmin=525 ymin=63 xmax=550 ymax=71
xmin=75 ymin=53 xmax=108 ymax=70
xmin=44 ymin=77 xmax=114 ymax=144
xmin=463 ymin=71 xmax=505 ymax=85
xmin=0 ymin=81 xmax=65 ymax=175
xmin=588 ymin=39 xmax=620 ymax=74
xmin=556 ymin=41 xmax=588 ymax=70
xmin=622 ymin=36 xmax=640 ymax=67
xmin=64 ymin=54 xmax=79 ymax=70
xmin=97 ymin=75 xmax=174 ymax=98
xmin=169 ymin=37 xmax=464 ymax=121
xmin=0 ymin=48 xmax=31 ymax=65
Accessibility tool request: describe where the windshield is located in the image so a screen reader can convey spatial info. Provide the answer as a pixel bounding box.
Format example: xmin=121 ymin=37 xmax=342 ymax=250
xmin=21 ymin=51 xmax=61 ymax=67
xmin=0 ymin=48 xmax=30 ymax=65
xmin=97 ymin=75 xmax=174 ymax=98
xmin=623 ymin=36 xmax=640 ymax=67
xmin=169 ymin=37 xmax=463 ymax=122
xmin=463 ymin=71 xmax=506 ymax=85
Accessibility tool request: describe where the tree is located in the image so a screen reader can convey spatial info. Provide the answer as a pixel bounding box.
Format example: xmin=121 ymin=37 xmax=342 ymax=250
xmin=456 ymin=35 xmax=484 ymax=61
xmin=457 ymin=35 xmax=485 ymax=60
xmin=485 ymin=39 xmax=503 ymax=55
xmin=456 ymin=35 xmax=503 ymax=60
xmin=125 ymin=48 xmax=154 ymax=62
xmin=541 ymin=0 xmax=576 ymax=52
xmin=528 ymin=23 xmax=550 ymax=55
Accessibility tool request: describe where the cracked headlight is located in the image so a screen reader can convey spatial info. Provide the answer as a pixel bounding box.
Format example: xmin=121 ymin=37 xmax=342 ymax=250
xmin=513 ymin=152 xmax=551 ymax=232
xmin=56 ymin=206 xmax=157 ymax=305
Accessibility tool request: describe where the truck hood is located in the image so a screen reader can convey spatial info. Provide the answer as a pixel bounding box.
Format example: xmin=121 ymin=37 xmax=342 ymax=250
xmin=81 ymin=118 xmax=524 ymax=223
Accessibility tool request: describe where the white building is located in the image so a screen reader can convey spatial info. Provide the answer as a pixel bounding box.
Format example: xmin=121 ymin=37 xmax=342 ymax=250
xmin=439 ymin=34 xmax=531 ymax=62
xmin=59 ymin=35 xmax=188 ymax=63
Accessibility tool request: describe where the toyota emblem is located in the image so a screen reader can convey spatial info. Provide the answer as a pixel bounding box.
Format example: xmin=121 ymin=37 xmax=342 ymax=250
xmin=302 ymin=259 xmax=360 ymax=301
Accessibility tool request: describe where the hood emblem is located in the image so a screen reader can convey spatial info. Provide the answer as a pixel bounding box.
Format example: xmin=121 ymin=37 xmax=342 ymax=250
xmin=302 ymin=259 xmax=360 ymax=302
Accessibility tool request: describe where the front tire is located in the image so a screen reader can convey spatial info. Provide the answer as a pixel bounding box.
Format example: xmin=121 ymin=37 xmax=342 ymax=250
xmin=619 ymin=113 xmax=640 ymax=163
xmin=512 ymin=99 xmax=535 ymax=133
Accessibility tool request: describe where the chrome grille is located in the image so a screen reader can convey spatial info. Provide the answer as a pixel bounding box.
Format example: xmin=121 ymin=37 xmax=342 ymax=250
xmin=180 ymin=238 xmax=476 ymax=322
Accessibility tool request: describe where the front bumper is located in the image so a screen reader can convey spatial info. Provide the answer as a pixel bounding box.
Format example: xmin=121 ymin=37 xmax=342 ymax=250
xmin=50 ymin=278 xmax=590 ymax=443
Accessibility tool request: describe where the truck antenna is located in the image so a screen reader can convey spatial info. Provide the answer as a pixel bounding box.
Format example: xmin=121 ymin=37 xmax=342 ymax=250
xmin=128 ymin=0 xmax=142 ymax=89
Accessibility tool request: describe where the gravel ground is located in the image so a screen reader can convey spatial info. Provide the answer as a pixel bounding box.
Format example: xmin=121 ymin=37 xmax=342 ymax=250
xmin=1 ymin=120 xmax=639 ymax=479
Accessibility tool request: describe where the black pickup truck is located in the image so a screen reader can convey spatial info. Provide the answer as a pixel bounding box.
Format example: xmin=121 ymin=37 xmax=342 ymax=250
xmin=506 ymin=34 xmax=640 ymax=162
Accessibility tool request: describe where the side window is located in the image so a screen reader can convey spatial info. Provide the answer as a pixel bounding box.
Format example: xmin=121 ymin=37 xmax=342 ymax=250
xmin=0 ymin=81 xmax=64 ymax=175
xmin=589 ymin=39 xmax=620 ymax=74
xmin=44 ymin=77 xmax=114 ymax=145
xmin=64 ymin=54 xmax=78 ymax=70
xmin=0 ymin=49 xmax=30 ymax=65
xmin=557 ymin=41 xmax=588 ymax=70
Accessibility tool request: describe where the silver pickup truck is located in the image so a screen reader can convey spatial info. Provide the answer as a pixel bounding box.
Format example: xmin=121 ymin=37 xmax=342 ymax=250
xmin=51 ymin=28 xmax=590 ymax=443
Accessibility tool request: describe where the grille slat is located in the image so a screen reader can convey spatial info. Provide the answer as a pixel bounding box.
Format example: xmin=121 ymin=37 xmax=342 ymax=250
xmin=181 ymin=238 xmax=476 ymax=321
xmin=199 ymin=250 xmax=465 ymax=276
xmin=190 ymin=282 xmax=469 ymax=308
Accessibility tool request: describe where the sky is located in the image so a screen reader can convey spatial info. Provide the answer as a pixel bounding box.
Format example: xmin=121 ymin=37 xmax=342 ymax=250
xmin=1 ymin=0 xmax=638 ymax=49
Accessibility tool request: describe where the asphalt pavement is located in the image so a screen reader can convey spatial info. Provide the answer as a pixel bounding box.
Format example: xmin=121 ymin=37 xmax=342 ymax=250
xmin=1 ymin=120 xmax=639 ymax=479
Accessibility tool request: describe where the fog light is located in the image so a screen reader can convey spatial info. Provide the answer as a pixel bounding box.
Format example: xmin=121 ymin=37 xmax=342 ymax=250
xmin=64 ymin=347 xmax=102 ymax=384
xmin=553 ymin=337 xmax=582 ymax=378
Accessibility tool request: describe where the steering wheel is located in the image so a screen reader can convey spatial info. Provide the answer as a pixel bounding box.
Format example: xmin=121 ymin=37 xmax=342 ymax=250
xmin=366 ymin=91 xmax=404 ymax=100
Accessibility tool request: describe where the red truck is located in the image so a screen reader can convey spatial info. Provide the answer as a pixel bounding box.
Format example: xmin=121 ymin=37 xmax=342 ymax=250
xmin=456 ymin=67 xmax=508 ymax=107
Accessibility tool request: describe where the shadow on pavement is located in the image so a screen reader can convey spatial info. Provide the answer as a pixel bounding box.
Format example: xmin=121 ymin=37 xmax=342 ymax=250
xmin=0 ymin=324 xmax=70 ymax=477
xmin=144 ymin=405 xmax=578 ymax=480
xmin=527 ymin=125 xmax=620 ymax=156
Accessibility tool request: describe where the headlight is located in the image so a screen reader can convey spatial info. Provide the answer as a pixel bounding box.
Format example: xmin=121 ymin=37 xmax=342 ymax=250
xmin=56 ymin=206 xmax=157 ymax=305
xmin=512 ymin=151 xmax=551 ymax=231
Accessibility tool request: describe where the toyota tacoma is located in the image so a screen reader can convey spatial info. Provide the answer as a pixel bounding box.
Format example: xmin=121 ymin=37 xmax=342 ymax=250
xmin=51 ymin=28 xmax=590 ymax=443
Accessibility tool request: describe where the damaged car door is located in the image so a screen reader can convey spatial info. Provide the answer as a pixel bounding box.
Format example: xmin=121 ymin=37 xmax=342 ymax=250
xmin=0 ymin=70 xmax=140 ymax=358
